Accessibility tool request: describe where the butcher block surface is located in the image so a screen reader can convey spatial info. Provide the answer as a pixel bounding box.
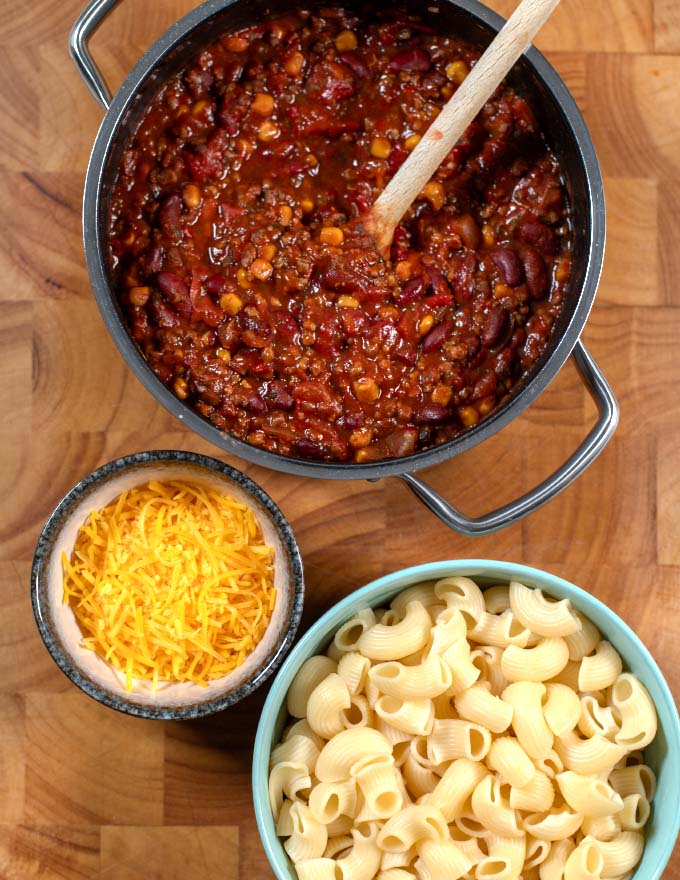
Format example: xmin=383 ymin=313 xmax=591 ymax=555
xmin=1 ymin=0 xmax=679 ymax=877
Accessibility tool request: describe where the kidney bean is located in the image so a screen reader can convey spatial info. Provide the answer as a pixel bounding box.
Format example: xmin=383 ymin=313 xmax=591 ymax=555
xmin=413 ymin=403 xmax=449 ymax=424
xmin=523 ymin=247 xmax=549 ymax=299
xmin=396 ymin=276 xmax=428 ymax=305
xmin=450 ymin=214 xmax=481 ymax=250
xmin=338 ymin=51 xmax=370 ymax=79
xmin=491 ymin=247 xmax=523 ymax=287
xmin=520 ymin=218 xmax=558 ymax=255
xmin=390 ymin=47 xmax=432 ymax=72
xmin=244 ymin=394 xmax=267 ymax=414
xmin=481 ymin=304 xmax=508 ymax=348
xmin=159 ymin=194 xmax=183 ymax=242
xmin=427 ymin=267 xmax=452 ymax=300
xmin=472 ymin=371 xmax=497 ymax=401
xmin=290 ymin=438 xmax=329 ymax=460
xmin=452 ymin=254 xmax=477 ymax=305
xmin=156 ymin=271 xmax=192 ymax=319
xmin=144 ymin=243 xmax=164 ymax=276
xmin=422 ymin=320 xmax=453 ymax=353
xmin=205 ymin=274 xmax=228 ymax=295
xmin=264 ymin=380 xmax=295 ymax=411
xmin=338 ymin=410 xmax=365 ymax=430
xmin=385 ymin=428 xmax=418 ymax=457
xmin=149 ymin=295 xmax=180 ymax=328
xmin=391 ymin=223 xmax=411 ymax=262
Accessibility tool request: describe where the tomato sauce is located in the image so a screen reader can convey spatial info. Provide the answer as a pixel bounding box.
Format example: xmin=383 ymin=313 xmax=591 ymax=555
xmin=109 ymin=8 xmax=571 ymax=463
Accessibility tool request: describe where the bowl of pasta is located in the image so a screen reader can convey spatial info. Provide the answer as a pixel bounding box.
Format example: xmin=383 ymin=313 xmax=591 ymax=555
xmin=252 ymin=559 xmax=680 ymax=880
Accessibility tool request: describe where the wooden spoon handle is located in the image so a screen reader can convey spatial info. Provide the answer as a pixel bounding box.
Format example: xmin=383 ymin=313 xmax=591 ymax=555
xmin=365 ymin=0 xmax=561 ymax=252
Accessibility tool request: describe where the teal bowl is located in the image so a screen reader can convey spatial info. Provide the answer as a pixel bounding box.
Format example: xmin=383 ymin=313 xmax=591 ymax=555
xmin=253 ymin=560 xmax=680 ymax=880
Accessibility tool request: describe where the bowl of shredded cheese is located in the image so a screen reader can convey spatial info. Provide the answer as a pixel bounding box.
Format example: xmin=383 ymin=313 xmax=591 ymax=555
xmin=31 ymin=450 xmax=304 ymax=719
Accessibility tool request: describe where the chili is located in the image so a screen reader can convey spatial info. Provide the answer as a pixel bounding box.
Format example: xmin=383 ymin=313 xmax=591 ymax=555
xmin=109 ymin=8 xmax=572 ymax=463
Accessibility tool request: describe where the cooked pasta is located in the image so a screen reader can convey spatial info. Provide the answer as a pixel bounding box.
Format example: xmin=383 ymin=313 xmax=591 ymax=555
xmin=454 ymin=683 xmax=514 ymax=734
xmin=578 ymin=640 xmax=623 ymax=692
xmin=288 ymin=656 xmax=338 ymax=718
xmin=269 ymin=578 xmax=658 ymax=880
xmin=509 ymin=581 xmax=581 ymax=638
xmin=358 ymin=601 xmax=432 ymax=661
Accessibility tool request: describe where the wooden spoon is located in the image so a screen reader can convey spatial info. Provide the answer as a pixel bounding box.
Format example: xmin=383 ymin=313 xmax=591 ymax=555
xmin=363 ymin=0 xmax=561 ymax=254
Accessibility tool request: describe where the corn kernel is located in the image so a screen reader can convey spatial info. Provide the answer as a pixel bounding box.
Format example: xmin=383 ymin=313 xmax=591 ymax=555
xmin=335 ymin=29 xmax=358 ymax=51
xmin=306 ymin=153 xmax=318 ymax=167
xmin=173 ymin=377 xmax=189 ymax=400
xmin=446 ymin=60 xmax=469 ymax=84
xmin=236 ymin=268 xmax=251 ymax=290
xmin=418 ymin=314 xmax=435 ymax=335
xmin=301 ymin=198 xmax=315 ymax=214
xmin=216 ymin=348 xmax=231 ymax=363
xmin=284 ymin=51 xmax=305 ymax=76
xmin=355 ymin=448 xmax=373 ymax=463
xmin=250 ymin=258 xmax=274 ymax=281
xmin=395 ymin=260 xmax=413 ymax=281
xmin=221 ymin=292 xmax=244 ymax=315
xmin=258 ymin=120 xmax=281 ymax=142
xmin=319 ymin=226 xmax=344 ymax=246
xmin=459 ymin=405 xmax=479 ymax=427
xmin=191 ymin=99 xmax=209 ymax=115
xmin=555 ymin=258 xmax=571 ymax=283
xmin=482 ymin=223 xmax=495 ymax=247
xmin=277 ymin=204 xmax=293 ymax=226
xmin=441 ymin=84 xmax=454 ymax=99
xmin=182 ymin=183 xmax=202 ymax=209
xmin=121 ymin=230 xmax=136 ymax=247
xmin=353 ymin=377 xmax=380 ymax=403
xmin=493 ymin=283 xmax=512 ymax=299
xmin=405 ymin=134 xmax=422 ymax=151
xmin=349 ymin=429 xmax=373 ymax=448
xmin=337 ymin=295 xmax=359 ymax=308
xmin=129 ymin=286 xmax=150 ymax=307
xmin=477 ymin=397 xmax=494 ymax=417
xmin=432 ymin=385 xmax=453 ymax=407
xmin=370 ymin=137 xmax=392 ymax=159
xmin=251 ymin=92 xmax=275 ymax=115
xmin=225 ymin=35 xmax=249 ymax=52
xmin=420 ymin=181 xmax=446 ymax=212
xmin=259 ymin=244 xmax=277 ymax=262
xmin=378 ymin=306 xmax=399 ymax=321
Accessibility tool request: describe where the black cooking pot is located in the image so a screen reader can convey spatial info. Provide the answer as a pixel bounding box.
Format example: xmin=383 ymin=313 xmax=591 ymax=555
xmin=71 ymin=0 xmax=618 ymax=536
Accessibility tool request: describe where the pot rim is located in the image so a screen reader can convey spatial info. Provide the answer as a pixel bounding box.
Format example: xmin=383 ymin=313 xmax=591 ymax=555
xmin=83 ymin=0 xmax=605 ymax=481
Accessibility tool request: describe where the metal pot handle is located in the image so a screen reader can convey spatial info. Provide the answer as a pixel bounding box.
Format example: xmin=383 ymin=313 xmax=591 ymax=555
xmin=69 ymin=0 xmax=122 ymax=110
xmin=399 ymin=340 xmax=618 ymax=536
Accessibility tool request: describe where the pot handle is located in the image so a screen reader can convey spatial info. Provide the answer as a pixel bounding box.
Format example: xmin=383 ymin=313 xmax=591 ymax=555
xmin=69 ymin=0 xmax=121 ymax=110
xmin=398 ymin=340 xmax=618 ymax=536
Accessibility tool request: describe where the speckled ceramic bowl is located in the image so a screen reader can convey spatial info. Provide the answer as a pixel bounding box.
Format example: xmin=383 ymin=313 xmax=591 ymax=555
xmin=31 ymin=450 xmax=304 ymax=719
xmin=253 ymin=561 xmax=680 ymax=880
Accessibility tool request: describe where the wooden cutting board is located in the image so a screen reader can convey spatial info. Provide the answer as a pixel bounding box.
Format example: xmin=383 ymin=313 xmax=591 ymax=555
xmin=1 ymin=0 xmax=679 ymax=876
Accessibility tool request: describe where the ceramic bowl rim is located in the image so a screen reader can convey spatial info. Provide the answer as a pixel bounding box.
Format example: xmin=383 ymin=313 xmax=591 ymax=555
xmin=252 ymin=559 xmax=680 ymax=880
xmin=31 ymin=449 xmax=304 ymax=720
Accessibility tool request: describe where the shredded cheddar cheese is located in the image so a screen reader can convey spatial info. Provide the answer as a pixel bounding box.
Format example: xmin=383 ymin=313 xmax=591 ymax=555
xmin=62 ymin=480 xmax=276 ymax=692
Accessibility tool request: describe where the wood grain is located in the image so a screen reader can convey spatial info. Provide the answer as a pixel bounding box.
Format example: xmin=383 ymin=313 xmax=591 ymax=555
xmin=0 ymin=0 xmax=678 ymax=876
